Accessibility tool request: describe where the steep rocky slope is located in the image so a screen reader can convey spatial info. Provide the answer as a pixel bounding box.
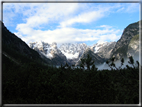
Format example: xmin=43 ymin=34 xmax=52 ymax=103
xmin=29 ymin=41 xmax=115 ymax=66
xmin=90 ymin=41 xmax=116 ymax=60
xmin=127 ymin=34 xmax=139 ymax=58
xmin=59 ymin=43 xmax=88 ymax=65
xmin=29 ymin=41 xmax=67 ymax=65
xmin=111 ymin=20 xmax=140 ymax=60
xmin=75 ymin=48 xmax=105 ymax=66
xmin=59 ymin=43 xmax=87 ymax=59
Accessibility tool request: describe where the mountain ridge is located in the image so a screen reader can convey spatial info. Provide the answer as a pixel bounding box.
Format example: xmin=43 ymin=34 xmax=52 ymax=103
xmin=1 ymin=21 xmax=52 ymax=65
xmin=2 ymin=20 xmax=140 ymax=67
xmin=111 ymin=20 xmax=140 ymax=60
xmin=29 ymin=41 xmax=116 ymax=65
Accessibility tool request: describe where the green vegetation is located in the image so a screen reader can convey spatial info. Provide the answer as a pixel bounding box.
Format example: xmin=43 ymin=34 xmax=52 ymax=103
xmin=129 ymin=34 xmax=139 ymax=44
xmin=80 ymin=54 xmax=97 ymax=71
xmin=2 ymin=54 xmax=139 ymax=104
xmin=113 ymin=45 xmax=128 ymax=58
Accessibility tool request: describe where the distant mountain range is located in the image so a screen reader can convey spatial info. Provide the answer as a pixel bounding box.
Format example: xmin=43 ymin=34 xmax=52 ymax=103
xmin=29 ymin=41 xmax=116 ymax=66
xmin=2 ymin=20 xmax=141 ymax=67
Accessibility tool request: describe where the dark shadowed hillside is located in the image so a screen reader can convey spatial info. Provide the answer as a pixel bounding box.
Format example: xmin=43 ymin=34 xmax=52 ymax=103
xmin=1 ymin=21 xmax=52 ymax=65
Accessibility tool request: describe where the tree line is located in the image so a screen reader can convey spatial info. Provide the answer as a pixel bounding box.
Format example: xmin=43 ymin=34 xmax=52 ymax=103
xmin=2 ymin=54 xmax=139 ymax=104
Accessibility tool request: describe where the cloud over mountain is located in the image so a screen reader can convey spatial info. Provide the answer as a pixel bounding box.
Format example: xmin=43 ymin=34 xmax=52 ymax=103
xmin=3 ymin=2 xmax=139 ymax=45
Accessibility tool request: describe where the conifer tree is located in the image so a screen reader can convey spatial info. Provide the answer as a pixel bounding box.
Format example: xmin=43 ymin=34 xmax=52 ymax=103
xmin=80 ymin=54 xmax=97 ymax=71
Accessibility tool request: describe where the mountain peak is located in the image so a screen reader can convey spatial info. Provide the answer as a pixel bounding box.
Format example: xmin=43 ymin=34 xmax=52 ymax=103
xmin=111 ymin=20 xmax=140 ymax=60
xmin=59 ymin=42 xmax=88 ymax=59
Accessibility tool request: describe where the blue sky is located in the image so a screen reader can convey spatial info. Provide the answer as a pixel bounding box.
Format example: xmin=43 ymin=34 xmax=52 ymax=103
xmin=3 ymin=2 xmax=140 ymax=46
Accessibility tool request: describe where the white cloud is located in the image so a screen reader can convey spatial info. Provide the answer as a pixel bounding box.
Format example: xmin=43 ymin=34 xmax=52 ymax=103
xmin=115 ymin=3 xmax=140 ymax=13
xmin=15 ymin=24 xmax=121 ymax=45
xmin=59 ymin=10 xmax=104 ymax=27
xmin=59 ymin=4 xmax=115 ymax=28
xmin=3 ymin=3 xmax=138 ymax=46
xmin=3 ymin=3 xmax=79 ymax=27
xmin=99 ymin=25 xmax=112 ymax=29
xmin=16 ymin=23 xmax=33 ymax=34
xmin=11 ymin=3 xmax=123 ymax=45
xmin=29 ymin=3 xmax=78 ymax=28
xmin=125 ymin=3 xmax=140 ymax=13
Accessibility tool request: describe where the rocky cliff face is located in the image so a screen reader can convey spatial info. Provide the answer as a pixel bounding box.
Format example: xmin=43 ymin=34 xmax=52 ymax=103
xmin=127 ymin=34 xmax=139 ymax=58
xmin=59 ymin=43 xmax=88 ymax=65
xmin=90 ymin=41 xmax=116 ymax=60
xmin=59 ymin=43 xmax=87 ymax=59
xmin=29 ymin=41 xmax=67 ymax=65
xmin=111 ymin=21 xmax=140 ymax=60
xmin=75 ymin=48 xmax=105 ymax=66
xmin=29 ymin=41 xmax=115 ymax=66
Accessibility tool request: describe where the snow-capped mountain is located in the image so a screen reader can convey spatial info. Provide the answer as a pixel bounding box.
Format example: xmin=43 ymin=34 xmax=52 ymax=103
xmin=90 ymin=41 xmax=115 ymax=53
xmin=90 ymin=41 xmax=116 ymax=60
xmin=29 ymin=41 xmax=116 ymax=66
xmin=29 ymin=41 xmax=67 ymax=65
xmin=29 ymin=41 xmax=61 ymax=59
xmin=59 ymin=43 xmax=88 ymax=59
xmin=29 ymin=42 xmax=88 ymax=65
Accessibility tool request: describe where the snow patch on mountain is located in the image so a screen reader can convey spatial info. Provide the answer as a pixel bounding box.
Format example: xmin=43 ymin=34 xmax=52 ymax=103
xmin=91 ymin=41 xmax=115 ymax=53
xmin=46 ymin=53 xmax=53 ymax=58
xmin=29 ymin=41 xmax=60 ymax=59
xmin=61 ymin=51 xmax=79 ymax=59
xmin=59 ymin=43 xmax=87 ymax=59
xmin=29 ymin=41 xmax=116 ymax=63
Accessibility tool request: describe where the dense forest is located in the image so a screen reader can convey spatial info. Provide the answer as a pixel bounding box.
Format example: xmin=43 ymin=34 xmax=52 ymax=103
xmin=2 ymin=54 xmax=140 ymax=104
